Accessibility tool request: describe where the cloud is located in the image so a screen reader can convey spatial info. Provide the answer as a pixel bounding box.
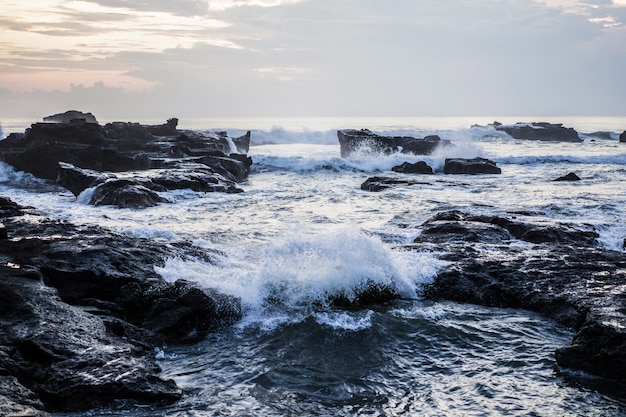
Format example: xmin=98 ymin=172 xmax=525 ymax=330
xmin=1 ymin=0 xmax=625 ymax=117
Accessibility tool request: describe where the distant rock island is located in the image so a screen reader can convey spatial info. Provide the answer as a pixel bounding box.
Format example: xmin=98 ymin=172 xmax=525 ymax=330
xmin=479 ymin=121 xmax=583 ymax=142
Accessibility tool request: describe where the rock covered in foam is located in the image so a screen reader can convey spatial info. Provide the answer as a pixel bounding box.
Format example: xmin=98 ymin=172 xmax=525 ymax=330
xmin=337 ymin=129 xmax=450 ymax=158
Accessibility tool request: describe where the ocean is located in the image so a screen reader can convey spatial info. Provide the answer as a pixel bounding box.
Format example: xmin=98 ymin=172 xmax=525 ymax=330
xmin=1 ymin=116 xmax=626 ymax=416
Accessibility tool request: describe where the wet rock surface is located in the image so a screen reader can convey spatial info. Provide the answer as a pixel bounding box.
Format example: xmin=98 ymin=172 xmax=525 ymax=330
xmin=0 ymin=197 xmax=242 ymax=413
xmin=337 ymin=129 xmax=450 ymax=158
xmin=0 ymin=116 xmax=252 ymax=208
xmin=411 ymin=210 xmax=626 ymax=388
xmin=443 ymin=157 xmax=502 ymax=174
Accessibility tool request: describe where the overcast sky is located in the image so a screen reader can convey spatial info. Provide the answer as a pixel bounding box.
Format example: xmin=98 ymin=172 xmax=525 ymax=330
xmin=1 ymin=0 xmax=625 ymax=119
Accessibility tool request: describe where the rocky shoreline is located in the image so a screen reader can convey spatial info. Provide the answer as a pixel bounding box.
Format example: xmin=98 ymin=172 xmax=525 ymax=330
xmin=0 ymin=197 xmax=241 ymax=415
xmin=1 ymin=116 xmax=625 ymax=413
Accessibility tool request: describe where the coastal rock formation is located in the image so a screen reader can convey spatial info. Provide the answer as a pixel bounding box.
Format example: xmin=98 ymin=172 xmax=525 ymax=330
xmin=484 ymin=121 xmax=582 ymax=142
xmin=620 ymin=131 xmax=626 ymax=142
xmin=361 ymin=176 xmax=429 ymax=192
xmin=0 ymin=196 xmax=242 ymax=413
xmin=554 ymin=172 xmax=581 ymax=181
xmin=413 ymin=210 xmax=626 ymax=387
xmin=391 ymin=161 xmax=434 ymax=174
xmin=443 ymin=157 xmax=502 ymax=174
xmin=337 ymin=129 xmax=450 ymax=158
xmin=0 ymin=114 xmax=252 ymax=208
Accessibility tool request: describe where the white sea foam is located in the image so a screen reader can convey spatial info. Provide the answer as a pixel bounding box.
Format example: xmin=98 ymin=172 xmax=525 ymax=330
xmin=155 ymin=226 xmax=443 ymax=331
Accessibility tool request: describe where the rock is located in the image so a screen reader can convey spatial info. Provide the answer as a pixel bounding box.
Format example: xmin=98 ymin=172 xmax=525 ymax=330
xmin=0 ymin=115 xmax=253 ymax=208
xmin=56 ymin=162 xmax=114 ymax=197
xmin=485 ymin=121 xmax=582 ymax=142
xmin=43 ymin=110 xmax=98 ymax=124
xmin=391 ymin=161 xmax=434 ymax=174
xmin=620 ymin=131 xmax=626 ymax=142
xmin=413 ymin=210 xmax=626 ymax=387
xmin=361 ymin=176 xmax=429 ymax=192
xmin=0 ymin=115 xmax=252 ymax=183
xmin=554 ymin=172 xmax=581 ymax=181
xmin=0 ymin=196 xmax=242 ymax=412
xmin=444 ymin=157 xmax=502 ymax=174
xmin=337 ymin=129 xmax=450 ymax=158
xmin=89 ymin=179 xmax=166 ymax=208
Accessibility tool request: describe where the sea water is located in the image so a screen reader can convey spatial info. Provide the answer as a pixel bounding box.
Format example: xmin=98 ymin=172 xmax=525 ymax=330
xmin=1 ymin=116 xmax=626 ymax=416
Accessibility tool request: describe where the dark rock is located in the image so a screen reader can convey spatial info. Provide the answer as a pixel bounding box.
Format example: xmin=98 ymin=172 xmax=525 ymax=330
xmin=413 ymin=210 xmax=625 ymax=388
xmin=554 ymin=172 xmax=581 ymax=181
xmin=43 ymin=110 xmax=98 ymax=124
xmin=0 ymin=115 xmax=252 ymax=192
xmin=620 ymin=131 xmax=626 ymax=142
xmin=89 ymin=179 xmax=166 ymax=208
xmin=361 ymin=176 xmax=429 ymax=192
xmin=486 ymin=121 xmax=582 ymax=142
xmin=444 ymin=157 xmax=501 ymax=174
xmin=391 ymin=161 xmax=434 ymax=174
xmin=56 ymin=162 xmax=114 ymax=197
xmin=337 ymin=129 xmax=450 ymax=158
xmin=0 ymin=197 xmax=242 ymax=412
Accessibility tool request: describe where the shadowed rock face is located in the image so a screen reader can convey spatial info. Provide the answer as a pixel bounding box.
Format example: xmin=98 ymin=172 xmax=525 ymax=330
xmin=43 ymin=110 xmax=98 ymax=124
xmin=620 ymin=131 xmax=626 ymax=142
xmin=337 ymin=129 xmax=450 ymax=158
xmin=411 ymin=210 xmax=626 ymax=388
xmin=0 ymin=197 xmax=241 ymax=413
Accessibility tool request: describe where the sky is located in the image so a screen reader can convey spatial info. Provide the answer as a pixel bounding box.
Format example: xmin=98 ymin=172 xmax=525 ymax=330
xmin=1 ymin=0 xmax=625 ymax=119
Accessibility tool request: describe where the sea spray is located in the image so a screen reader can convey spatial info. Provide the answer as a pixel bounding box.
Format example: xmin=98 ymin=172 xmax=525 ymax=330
xmin=155 ymin=226 xmax=443 ymax=330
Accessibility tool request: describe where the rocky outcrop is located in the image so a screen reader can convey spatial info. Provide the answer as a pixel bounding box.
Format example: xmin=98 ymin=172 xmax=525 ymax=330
xmin=443 ymin=157 xmax=501 ymax=174
xmin=554 ymin=172 xmax=581 ymax=181
xmin=485 ymin=121 xmax=582 ymax=142
xmin=391 ymin=161 xmax=434 ymax=174
xmin=412 ymin=210 xmax=626 ymax=387
xmin=337 ymin=129 xmax=450 ymax=158
xmin=360 ymin=176 xmax=429 ymax=192
xmin=0 ymin=197 xmax=241 ymax=413
xmin=0 ymin=114 xmax=252 ymax=208
xmin=620 ymin=131 xmax=626 ymax=142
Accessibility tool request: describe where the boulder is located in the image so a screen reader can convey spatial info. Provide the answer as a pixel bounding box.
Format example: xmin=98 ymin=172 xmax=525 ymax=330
xmin=554 ymin=172 xmax=581 ymax=181
xmin=360 ymin=176 xmax=429 ymax=192
xmin=89 ymin=179 xmax=166 ymax=208
xmin=337 ymin=129 xmax=450 ymax=158
xmin=391 ymin=161 xmax=434 ymax=174
xmin=413 ymin=210 xmax=626 ymax=387
xmin=620 ymin=131 xmax=626 ymax=142
xmin=486 ymin=121 xmax=582 ymax=142
xmin=443 ymin=157 xmax=501 ymax=174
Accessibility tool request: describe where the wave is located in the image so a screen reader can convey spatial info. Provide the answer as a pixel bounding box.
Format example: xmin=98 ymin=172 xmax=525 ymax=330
xmin=497 ymin=154 xmax=626 ymax=166
xmin=155 ymin=227 xmax=443 ymax=331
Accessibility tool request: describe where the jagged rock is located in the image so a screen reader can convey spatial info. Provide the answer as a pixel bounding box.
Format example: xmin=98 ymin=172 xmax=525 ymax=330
xmin=414 ymin=210 xmax=625 ymax=386
xmin=43 ymin=110 xmax=98 ymax=124
xmin=391 ymin=161 xmax=434 ymax=174
xmin=0 ymin=116 xmax=252 ymax=183
xmin=56 ymin=162 xmax=114 ymax=197
xmin=337 ymin=129 xmax=449 ymax=158
xmin=554 ymin=172 xmax=581 ymax=181
xmin=620 ymin=131 xmax=626 ymax=142
xmin=444 ymin=157 xmax=501 ymax=174
xmin=487 ymin=121 xmax=582 ymax=142
xmin=0 ymin=196 xmax=242 ymax=412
